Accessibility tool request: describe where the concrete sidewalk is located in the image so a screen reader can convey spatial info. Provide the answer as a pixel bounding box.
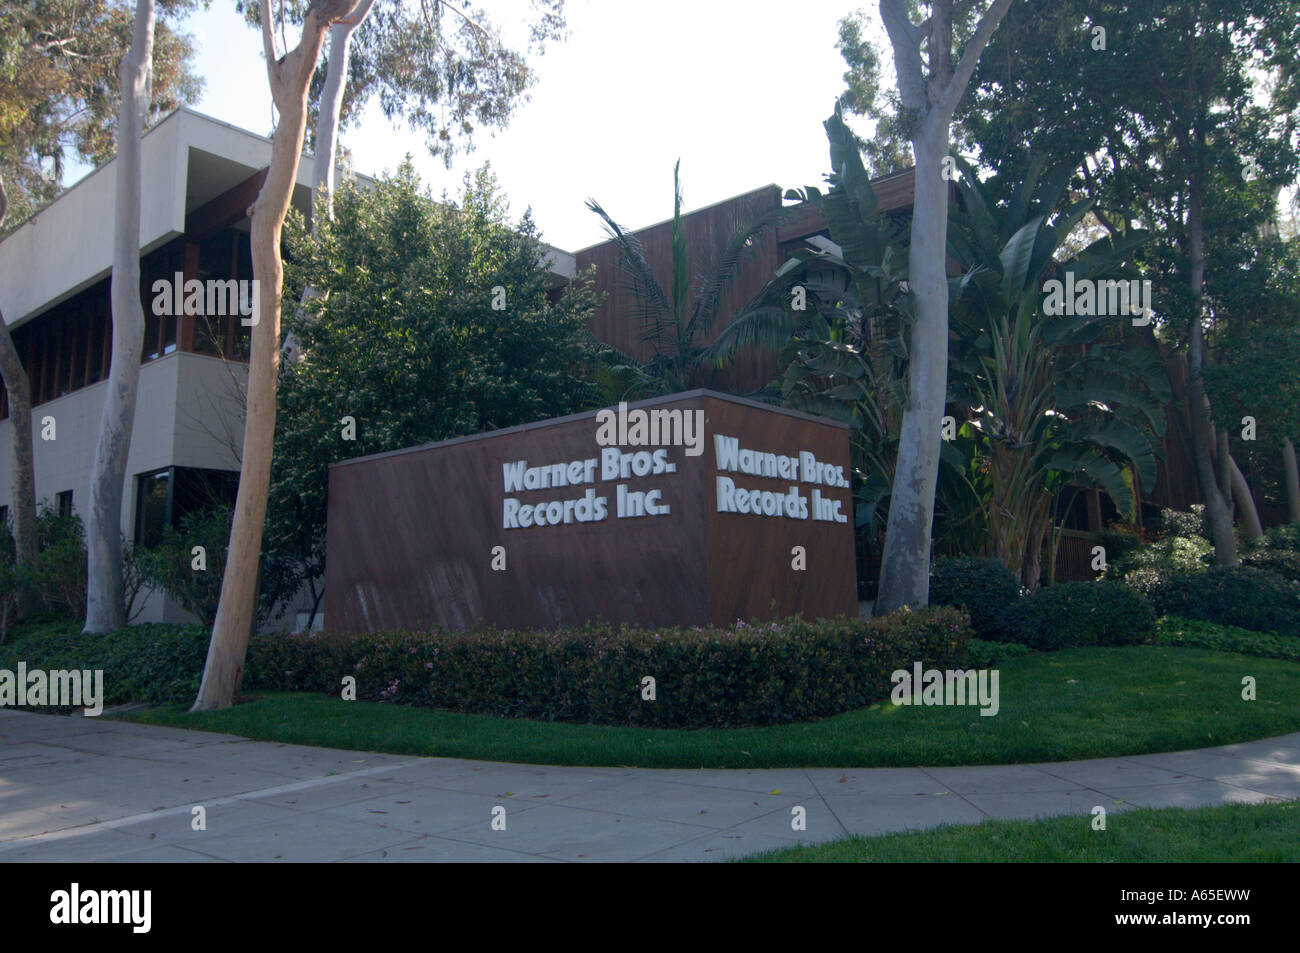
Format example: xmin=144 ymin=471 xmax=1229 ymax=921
xmin=2 ymin=709 xmax=1299 ymax=862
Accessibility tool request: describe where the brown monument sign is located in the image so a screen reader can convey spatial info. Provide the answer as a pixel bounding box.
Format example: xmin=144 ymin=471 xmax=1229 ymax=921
xmin=323 ymin=390 xmax=857 ymax=633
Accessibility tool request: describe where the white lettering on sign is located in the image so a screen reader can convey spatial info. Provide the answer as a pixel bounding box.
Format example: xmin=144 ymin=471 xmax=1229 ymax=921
xmin=500 ymin=431 xmax=849 ymax=529
xmin=712 ymin=434 xmax=849 ymax=524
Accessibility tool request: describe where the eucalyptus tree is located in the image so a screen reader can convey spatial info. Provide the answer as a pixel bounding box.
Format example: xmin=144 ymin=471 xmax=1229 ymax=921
xmin=84 ymin=0 xmax=156 ymax=634
xmin=2 ymin=0 xmax=199 ymax=627
xmin=0 ymin=0 xmax=200 ymax=222
xmin=193 ymin=0 xmax=360 ymax=711
xmin=231 ymin=0 xmax=568 ymax=358
xmin=0 ymin=179 xmax=36 ymax=610
xmin=872 ymin=0 xmax=1014 ymax=613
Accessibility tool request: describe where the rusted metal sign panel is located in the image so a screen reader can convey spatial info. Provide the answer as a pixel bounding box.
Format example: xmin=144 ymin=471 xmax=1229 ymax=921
xmin=324 ymin=390 xmax=856 ymax=632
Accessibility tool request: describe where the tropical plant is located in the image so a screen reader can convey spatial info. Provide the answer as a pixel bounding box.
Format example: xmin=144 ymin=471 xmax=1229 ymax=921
xmin=712 ymin=109 xmax=908 ymax=535
xmin=945 ymin=154 xmax=1171 ymax=588
xmin=585 ymin=160 xmax=790 ymax=400
xmin=712 ymin=106 xmax=985 ymax=550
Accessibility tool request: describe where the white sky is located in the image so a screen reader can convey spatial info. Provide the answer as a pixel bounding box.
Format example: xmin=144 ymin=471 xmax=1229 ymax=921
xmin=107 ymin=0 xmax=883 ymax=252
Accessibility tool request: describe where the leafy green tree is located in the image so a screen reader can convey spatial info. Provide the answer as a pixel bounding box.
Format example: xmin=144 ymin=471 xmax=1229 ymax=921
xmin=955 ymin=0 xmax=1300 ymax=564
xmin=0 ymin=0 xmax=201 ymax=222
xmin=836 ymin=10 xmax=915 ymax=177
xmin=1202 ymin=230 xmax=1300 ymax=527
xmin=263 ymin=162 xmax=597 ymax=623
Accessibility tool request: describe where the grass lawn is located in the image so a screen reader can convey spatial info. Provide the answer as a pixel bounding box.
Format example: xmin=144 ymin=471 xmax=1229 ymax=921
xmin=121 ymin=645 xmax=1300 ymax=768
xmin=740 ymin=801 xmax=1300 ymax=862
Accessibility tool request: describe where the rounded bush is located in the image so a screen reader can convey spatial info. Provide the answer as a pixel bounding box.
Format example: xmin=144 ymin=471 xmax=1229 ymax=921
xmin=1146 ymin=566 xmax=1300 ymax=636
xmin=1007 ymin=580 xmax=1156 ymax=651
xmin=1094 ymin=528 xmax=1143 ymax=566
xmin=1110 ymin=534 xmax=1213 ymax=580
xmin=1265 ymin=523 xmax=1300 ymax=553
xmin=1152 ymin=506 xmax=1208 ymax=540
xmin=1242 ymin=548 xmax=1300 ymax=583
xmin=928 ymin=557 xmax=1021 ymax=639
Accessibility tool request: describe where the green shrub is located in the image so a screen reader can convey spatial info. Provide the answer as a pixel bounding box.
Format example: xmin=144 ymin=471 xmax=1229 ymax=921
xmin=1004 ymin=580 xmax=1156 ymax=651
xmin=1 ymin=609 xmax=974 ymax=727
xmin=1094 ymin=527 xmax=1143 ymax=566
xmin=135 ymin=506 xmax=234 ymax=626
xmin=1242 ymin=548 xmax=1300 ymax=583
xmin=0 ymin=622 xmax=210 ymax=710
xmin=928 ymin=557 xmax=1021 ymax=638
xmin=966 ymin=638 xmax=1035 ymax=667
xmin=1108 ymin=533 xmax=1213 ymax=581
xmin=1145 ymin=566 xmax=1300 ymax=636
xmin=1155 ymin=615 xmax=1300 ymax=662
xmin=1265 ymin=523 xmax=1300 ymax=553
xmin=244 ymin=608 xmax=974 ymax=728
xmin=1152 ymin=505 xmax=1208 ymax=540
xmin=31 ymin=507 xmax=87 ymax=619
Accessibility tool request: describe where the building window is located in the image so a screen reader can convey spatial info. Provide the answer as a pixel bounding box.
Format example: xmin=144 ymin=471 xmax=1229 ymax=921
xmin=134 ymin=469 xmax=172 ymax=547
xmin=55 ymin=490 xmax=73 ymax=519
xmin=134 ymin=466 xmax=239 ymax=547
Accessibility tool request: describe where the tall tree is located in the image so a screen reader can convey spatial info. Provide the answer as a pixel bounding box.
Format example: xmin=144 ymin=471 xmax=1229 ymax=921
xmin=2 ymin=0 xmax=197 ymax=625
xmin=955 ymin=0 xmax=1300 ymax=560
xmin=0 ymin=0 xmax=200 ymax=224
xmin=235 ymin=0 xmax=568 ymax=359
xmin=835 ymin=11 xmax=915 ymax=177
xmin=873 ymin=0 xmax=1013 ymax=614
xmin=192 ymin=0 xmax=360 ymax=711
xmin=0 ymin=176 xmax=37 ymax=608
xmin=83 ymin=0 xmax=155 ymax=634
xmin=1285 ymin=437 xmax=1300 ymax=522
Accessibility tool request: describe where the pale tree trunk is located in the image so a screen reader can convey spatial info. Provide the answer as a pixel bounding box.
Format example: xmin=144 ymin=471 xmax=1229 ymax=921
xmin=875 ymin=0 xmax=1013 ymax=614
xmin=84 ymin=0 xmax=154 ymax=633
xmin=1228 ymin=454 xmax=1263 ymax=542
xmin=1215 ymin=427 xmax=1233 ymax=517
xmin=312 ymin=0 xmax=374 ymax=220
xmin=0 ymin=175 xmax=38 ymax=612
xmin=282 ymin=0 xmax=376 ymax=364
xmin=192 ymin=0 xmax=359 ymax=711
xmin=1284 ymin=437 xmax=1300 ymax=523
xmin=1184 ymin=169 xmax=1238 ymax=566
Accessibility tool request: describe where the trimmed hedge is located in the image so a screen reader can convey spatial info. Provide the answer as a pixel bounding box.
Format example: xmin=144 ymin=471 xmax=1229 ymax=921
xmin=246 ymin=608 xmax=973 ymax=728
xmin=1002 ymin=580 xmax=1156 ymax=651
xmin=1145 ymin=566 xmax=1300 ymax=637
xmin=0 ymin=622 xmax=210 ymax=712
xmin=928 ymin=557 xmax=1021 ymax=638
xmin=2 ymin=610 xmax=974 ymax=728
